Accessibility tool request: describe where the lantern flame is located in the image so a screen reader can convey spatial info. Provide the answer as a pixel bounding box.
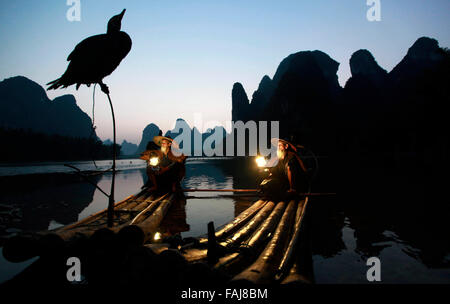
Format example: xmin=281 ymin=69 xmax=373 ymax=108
xmin=149 ymin=157 xmax=159 ymax=166
xmin=255 ymin=156 xmax=266 ymax=167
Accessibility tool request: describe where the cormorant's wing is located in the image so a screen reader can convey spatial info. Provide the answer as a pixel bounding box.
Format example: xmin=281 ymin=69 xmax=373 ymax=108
xmin=67 ymin=34 xmax=110 ymax=62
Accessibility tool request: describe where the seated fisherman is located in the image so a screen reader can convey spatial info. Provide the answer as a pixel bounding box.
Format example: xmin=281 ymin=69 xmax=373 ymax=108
xmin=260 ymin=138 xmax=309 ymax=199
xmin=140 ymin=135 xmax=186 ymax=192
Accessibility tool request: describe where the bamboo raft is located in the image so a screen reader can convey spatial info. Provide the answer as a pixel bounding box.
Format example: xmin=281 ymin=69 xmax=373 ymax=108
xmin=2 ymin=188 xmax=178 ymax=263
xmin=3 ymin=188 xmax=314 ymax=286
xmin=147 ymin=196 xmax=313 ymax=285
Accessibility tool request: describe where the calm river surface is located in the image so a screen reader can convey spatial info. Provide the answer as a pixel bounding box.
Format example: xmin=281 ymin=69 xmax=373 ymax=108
xmin=0 ymin=157 xmax=449 ymax=284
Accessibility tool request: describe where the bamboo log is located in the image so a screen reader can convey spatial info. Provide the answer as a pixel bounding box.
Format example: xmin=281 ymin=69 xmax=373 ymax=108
xmin=240 ymin=201 xmax=287 ymax=253
xmin=280 ymin=262 xmax=314 ymax=285
xmin=186 ymin=200 xmax=267 ymax=248
xmin=181 ymin=200 xmax=268 ymax=261
xmin=213 ymin=202 xmax=287 ymax=275
xmin=100 ymin=193 xmax=171 ymax=240
xmin=73 ymin=193 xmax=158 ymax=233
xmin=114 ymin=194 xmax=176 ymax=248
xmin=275 ymin=198 xmax=308 ymax=281
xmin=213 ymin=200 xmax=267 ymax=240
xmin=219 ymin=201 xmax=275 ymax=249
xmin=281 ymin=198 xmax=315 ymax=285
xmin=2 ymin=190 xmax=144 ymax=263
xmin=182 ymin=248 xmax=208 ymax=263
xmin=130 ymin=193 xmax=169 ymax=225
xmin=117 ymin=190 xmax=151 ymax=210
xmin=134 ymin=194 xmax=175 ymax=243
xmin=56 ymin=191 xmax=139 ymax=232
xmin=213 ymin=252 xmax=243 ymax=276
xmin=131 ymin=195 xmax=156 ymax=212
xmin=232 ymin=200 xmax=297 ymax=284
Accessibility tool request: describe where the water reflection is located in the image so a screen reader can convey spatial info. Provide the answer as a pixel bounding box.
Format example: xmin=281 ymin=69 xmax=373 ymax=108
xmin=180 ymin=158 xmax=259 ymax=237
xmin=0 ymin=173 xmax=102 ymax=234
xmin=0 ymin=158 xmax=260 ymax=240
xmin=159 ymin=197 xmax=190 ymax=236
xmin=0 ymin=159 xmax=146 ymax=176
xmin=77 ymin=169 xmax=145 ymax=221
xmin=310 ymin=156 xmax=450 ymax=283
xmin=1 ymin=157 xmax=449 ymax=283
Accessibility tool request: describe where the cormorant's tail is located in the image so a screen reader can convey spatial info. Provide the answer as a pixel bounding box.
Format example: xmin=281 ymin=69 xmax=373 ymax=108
xmin=46 ymin=78 xmax=63 ymax=90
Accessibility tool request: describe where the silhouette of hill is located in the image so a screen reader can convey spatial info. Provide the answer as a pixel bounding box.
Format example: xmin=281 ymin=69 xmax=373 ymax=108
xmin=232 ymin=50 xmax=341 ymax=155
xmin=250 ymin=75 xmax=275 ymax=119
xmin=103 ymin=139 xmax=113 ymax=145
xmin=0 ymin=127 xmax=117 ymax=162
xmin=120 ymin=140 xmax=138 ymax=156
xmin=231 ymin=83 xmax=250 ymax=122
xmin=231 ymin=36 xmax=450 ymax=173
xmin=135 ymin=123 xmax=161 ymax=154
xmin=104 ymin=138 xmax=136 ymax=156
xmin=0 ymin=76 xmax=119 ymax=162
xmin=0 ymin=76 xmax=97 ymax=139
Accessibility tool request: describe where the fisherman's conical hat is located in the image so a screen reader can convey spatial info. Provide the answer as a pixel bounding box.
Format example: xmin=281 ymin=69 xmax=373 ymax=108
xmin=271 ymin=138 xmax=301 ymax=152
xmin=153 ymin=135 xmax=179 ymax=149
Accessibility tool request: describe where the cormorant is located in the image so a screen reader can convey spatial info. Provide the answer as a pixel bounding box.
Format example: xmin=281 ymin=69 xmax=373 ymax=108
xmin=47 ymin=9 xmax=132 ymax=94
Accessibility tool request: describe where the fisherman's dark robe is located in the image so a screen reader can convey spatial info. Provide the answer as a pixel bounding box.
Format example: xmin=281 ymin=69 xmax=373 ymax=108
xmin=145 ymin=150 xmax=186 ymax=191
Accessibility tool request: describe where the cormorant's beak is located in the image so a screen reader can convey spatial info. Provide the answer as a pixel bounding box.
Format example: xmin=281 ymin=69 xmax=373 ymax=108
xmin=119 ymin=9 xmax=126 ymax=20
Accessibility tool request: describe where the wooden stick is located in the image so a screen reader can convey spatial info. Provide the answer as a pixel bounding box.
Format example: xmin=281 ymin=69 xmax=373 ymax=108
xmin=183 ymin=188 xmax=336 ymax=196
xmin=130 ymin=193 xmax=169 ymax=225
xmin=106 ymin=91 xmax=116 ymax=228
xmin=183 ymin=188 xmax=258 ymax=192
xmin=64 ymin=164 xmax=110 ymax=197
xmin=184 ymin=194 xmax=259 ymax=199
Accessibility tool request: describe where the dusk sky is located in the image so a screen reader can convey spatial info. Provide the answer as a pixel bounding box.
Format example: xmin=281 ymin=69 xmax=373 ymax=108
xmin=1 ymin=0 xmax=449 ymax=144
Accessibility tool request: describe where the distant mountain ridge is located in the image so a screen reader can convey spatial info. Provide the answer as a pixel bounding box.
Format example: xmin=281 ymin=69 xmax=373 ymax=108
xmin=0 ymin=76 xmax=97 ymax=139
xmin=135 ymin=118 xmax=227 ymax=157
xmin=120 ymin=140 xmax=138 ymax=155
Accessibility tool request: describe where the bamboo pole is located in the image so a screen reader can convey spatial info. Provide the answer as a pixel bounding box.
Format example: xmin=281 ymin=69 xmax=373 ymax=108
xmin=213 ymin=202 xmax=287 ymax=275
xmin=220 ymin=201 xmax=276 ymax=249
xmin=183 ymin=188 xmax=259 ymax=192
xmin=276 ymin=197 xmax=309 ymax=281
xmin=232 ymin=200 xmax=297 ymax=284
xmin=183 ymin=188 xmax=336 ymax=196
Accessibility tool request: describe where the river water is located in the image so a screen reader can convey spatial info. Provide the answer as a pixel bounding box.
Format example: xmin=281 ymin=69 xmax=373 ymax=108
xmin=0 ymin=157 xmax=449 ymax=284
